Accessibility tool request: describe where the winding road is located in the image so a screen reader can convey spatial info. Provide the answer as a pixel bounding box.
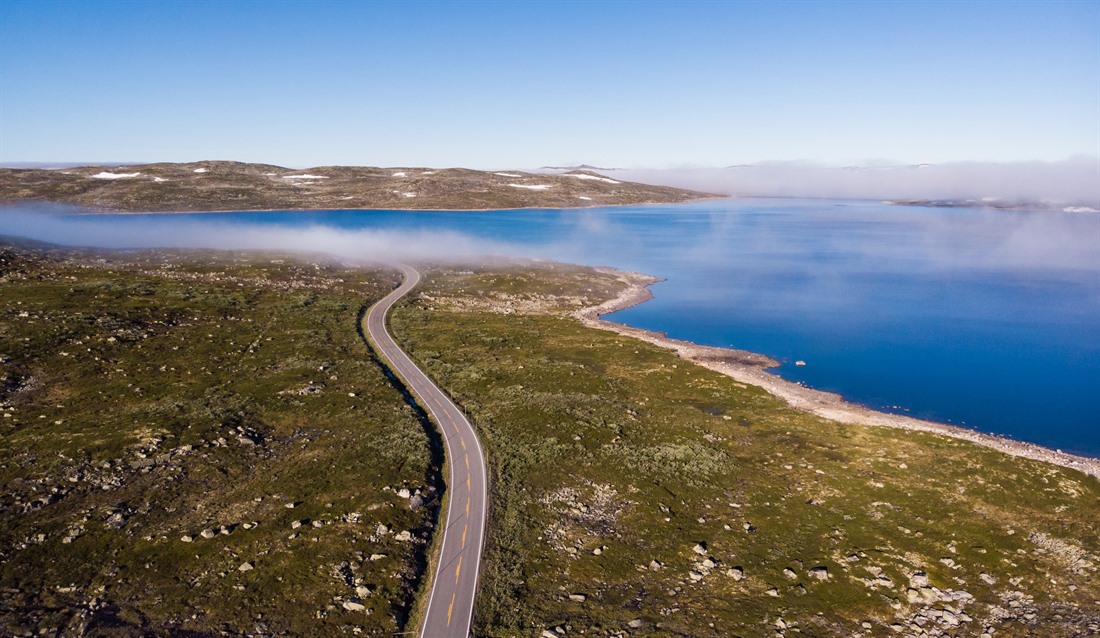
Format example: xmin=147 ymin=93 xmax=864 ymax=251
xmin=363 ymin=264 xmax=487 ymax=638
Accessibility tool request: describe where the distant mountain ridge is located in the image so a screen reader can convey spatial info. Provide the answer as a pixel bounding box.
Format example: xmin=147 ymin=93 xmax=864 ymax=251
xmin=0 ymin=161 xmax=712 ymax=213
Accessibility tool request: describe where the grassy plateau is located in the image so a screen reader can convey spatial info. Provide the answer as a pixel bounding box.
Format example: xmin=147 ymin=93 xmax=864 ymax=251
xmin=391 ymin=265 xmax=1100 ymax=638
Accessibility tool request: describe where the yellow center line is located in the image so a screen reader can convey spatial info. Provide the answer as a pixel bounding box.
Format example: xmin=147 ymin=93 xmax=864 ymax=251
xmin=462 ymin=523 xmax=468 ymax=547
xmin=467 ymin=475 xmax=471 ymax=490
xmin=455 ymin=555 xmax=463 ymax=583
xmin=460 ymin=437 xmax=466 ymax=450
xmin=447 ymin=592 xmax=455 ymax=626
xmin=466 ymin=496 xmax=470 ymax=516
xmin=465 ymin=454 xmax=469 ymax=469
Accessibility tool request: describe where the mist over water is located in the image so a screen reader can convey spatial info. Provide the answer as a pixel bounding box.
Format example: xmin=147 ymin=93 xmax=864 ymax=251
xmin=608 ymin=157 xmax=1100 ymax=204
xmin=3 ymin=199 xmax=1099 ymax=455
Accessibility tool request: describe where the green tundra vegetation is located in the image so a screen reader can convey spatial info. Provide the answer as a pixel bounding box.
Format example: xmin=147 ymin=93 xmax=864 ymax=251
xmin=0 ymin=242 xmax=438 ymax=636
xmin=1 ymin=243 xmax=1097 ymax=637
xmin=391 ymin=265 xmax=1100 ymax=638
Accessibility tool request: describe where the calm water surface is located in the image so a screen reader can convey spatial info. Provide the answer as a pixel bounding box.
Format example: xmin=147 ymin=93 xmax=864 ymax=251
xmin=6 ymin=199 xmax=1099 ymax=455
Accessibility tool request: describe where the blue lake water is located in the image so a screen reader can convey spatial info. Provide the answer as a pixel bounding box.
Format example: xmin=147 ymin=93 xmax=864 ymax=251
xmin=4 ymin=199 xmax=1099 ymax=456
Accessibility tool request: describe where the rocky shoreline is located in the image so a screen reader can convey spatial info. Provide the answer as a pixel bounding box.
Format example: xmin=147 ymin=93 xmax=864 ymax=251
xmin=574 ymin=269 xmax=1100 ymax=479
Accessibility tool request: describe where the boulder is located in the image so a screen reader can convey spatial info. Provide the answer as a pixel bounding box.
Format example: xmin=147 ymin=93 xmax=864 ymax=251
xmin=568 ymin=593 xmax=587 ymax=602
xmin=342 ymin=598 xmax=366 ymax=612
xmin=809 ymin=566 xmax=829 ymax=580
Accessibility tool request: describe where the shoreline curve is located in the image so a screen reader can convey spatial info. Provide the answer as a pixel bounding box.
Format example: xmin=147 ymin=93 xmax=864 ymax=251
xmin=574 ymin=268 xmax=1100 ymax=479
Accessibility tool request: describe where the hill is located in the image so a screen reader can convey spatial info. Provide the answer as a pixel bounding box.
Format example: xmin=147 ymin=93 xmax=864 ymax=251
xmin=0 ymin=161 xmax=712 ymax=212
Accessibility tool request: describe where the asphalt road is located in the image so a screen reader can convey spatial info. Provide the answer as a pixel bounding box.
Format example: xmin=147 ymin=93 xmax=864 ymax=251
xmin=364 ymin=264 xmax=487 ymax=638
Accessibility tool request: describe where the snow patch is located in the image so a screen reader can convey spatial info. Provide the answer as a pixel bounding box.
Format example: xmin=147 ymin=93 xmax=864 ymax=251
xmin=152 ymin=176 xmax=167 ymax=183
xmin=1064 ymin=206 xmax=1099 ymax=213
xmin=563 ymin=173 xmax=620 ymax=184
xmin=282 ymin=174 xmax=329 ymax=179
xmin=495 ymin=172 xmax=522 ymax=177
xmin=392 ymin=172 xmax=407 ymax=177
xmin=90 ymin=172 xmax=140 ymax=180
xmin=508 ymin=183 xmax=553 ymax=191
xmin=402 ymin=192 xmax=417 ymax=198
xmin=421 ymin=171 xmax=437 ymax=175
xmin=193 ymin=168 xmax=208 ymax=173
xmin=577 ymin=196 xmax=593 ymax=200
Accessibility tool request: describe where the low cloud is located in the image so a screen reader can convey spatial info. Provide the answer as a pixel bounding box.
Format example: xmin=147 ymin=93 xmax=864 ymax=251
xmin=0 ymin=205 xmax=529 ymax=263
xmin=608 ymin=157 xmax=1100 ymax=205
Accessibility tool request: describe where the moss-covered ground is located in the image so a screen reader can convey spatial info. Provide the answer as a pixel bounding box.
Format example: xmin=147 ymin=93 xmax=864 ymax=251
xmin=0 ymin=242 xmax=437 ymax=636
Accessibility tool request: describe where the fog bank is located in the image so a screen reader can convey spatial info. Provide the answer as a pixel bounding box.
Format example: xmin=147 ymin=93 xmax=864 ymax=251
xmin=607 ymin=157 xmax=1100 ymax=205
xmin=0 ymin=205 xmax=528 ymax=263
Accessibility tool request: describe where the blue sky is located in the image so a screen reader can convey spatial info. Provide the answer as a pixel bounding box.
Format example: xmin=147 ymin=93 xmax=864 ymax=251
xmin=1 ymin=0 xmax=1097 ymax=168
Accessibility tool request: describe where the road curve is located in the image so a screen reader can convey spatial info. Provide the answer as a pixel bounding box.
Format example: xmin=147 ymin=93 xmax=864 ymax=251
xmin=364 ymin=264 xmax=488 ymax=638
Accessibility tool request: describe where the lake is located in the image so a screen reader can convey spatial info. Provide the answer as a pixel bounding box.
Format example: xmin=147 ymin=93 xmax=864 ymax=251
xmin=4 ymin=198 xmax=1099 ymax=455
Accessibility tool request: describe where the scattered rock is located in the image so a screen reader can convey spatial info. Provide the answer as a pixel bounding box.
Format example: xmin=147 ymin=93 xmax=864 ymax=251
xmin=238 ymin=562 xmax=253 ymax=572
xmin=342 ymin=598 xmax=366 ymax=612
xmin=692 ymin=542 xmax=708 ymax=556
xmin=394 ymin=530 xmax=413 ymax=542
xmin=783 ymin=567 xmax=797 ymax=579
xmin=568 ymin=593 xmax=587 ymax=602
xmin=180 ymin=535 xmax=193 ymax=543
xmin=727 ymin=566 xmax=744 ymax=581
xmin=809 ymin=566 xmax=829 ymax=580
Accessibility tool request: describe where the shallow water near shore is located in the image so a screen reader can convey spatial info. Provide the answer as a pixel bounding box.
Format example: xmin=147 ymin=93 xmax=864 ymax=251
xmin=4 ymin=198 xmax=1099 ymax=456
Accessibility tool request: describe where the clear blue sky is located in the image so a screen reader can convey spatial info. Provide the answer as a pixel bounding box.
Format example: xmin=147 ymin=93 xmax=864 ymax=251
xmin=1 ymin=0 xmax=1097 ymax=168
